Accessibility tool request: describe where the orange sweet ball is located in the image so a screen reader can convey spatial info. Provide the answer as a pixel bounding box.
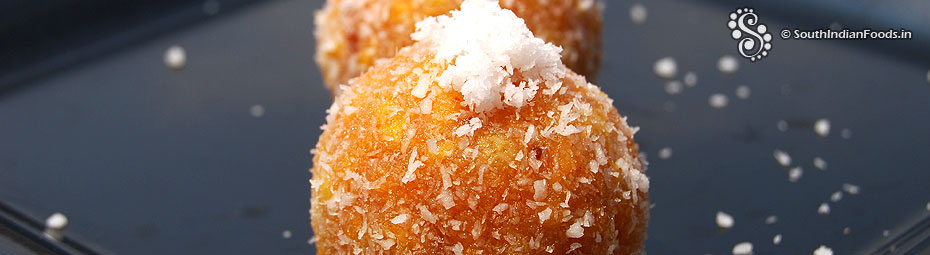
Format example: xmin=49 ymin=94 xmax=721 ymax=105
xmin=314 ymin=0 xmax=602 ymax=94
xmin=309 ymin=1 xmax=647 ymax=254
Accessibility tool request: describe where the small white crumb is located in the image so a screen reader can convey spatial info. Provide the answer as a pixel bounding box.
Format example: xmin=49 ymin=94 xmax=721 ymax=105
xmin=683 ymin=72 xmax=697 ymax=87
xmin=765 ymin=215 xmax=778 ymax=224
xmin=452 ymin=243 xmax=463 ymax=255
xmin=454 ymin=117 xmax=483 ymax=136
xmin=777 ymin=120 xmax=789 ymax=132
xmin=773 ymin=150 xmax=792 ymax=167
xmin=282 ymin=230 xmax=292 ymax=239
xmin=926 ymin=69 xmax=930 ymax=84
xmin=817 ymin=203 xmax=830 ymax=215
xmin=813 ymin=245 xmax=833 ymax=255
xmin=533 ymin=180 xmax=548 ymax=201
xmin=788 ymin=166 xmax=803 ymax=182
xmin=164 ymin=45 xmax=186 ymax=70
xmin=566 ymin=221 xmax=585 ymax=238
xmin=250 ymin=104 xmax=265 ymax=118
xmin=391 ymin=214 xmax=409 ymax=224
xmin=664 ymin=81 xmax=684 ymax=95
xmin=926 ymin=201 xmax=930 ymax=211
xmin=492 ymin=203 xmax=509 ymax=213
xmin=419 ymin=206 xmax=438 ymax=223
xmin=840 ymin=128 xmax=852 ymax=139
xmin=538 ymin=208 xmax=552 ymax=223
xmin=735 ymin=85 xmax=751 ymax=99
xmin=772 ymin=234 xmax=782 ymax=245
xmin=427 ymin=138 xmax=438 ymax=154
xmin=567 ymin=243 xmax=582 ymax=253
xmin=402 ymin=149 xmax=424 ymax=183
xmin=716 ymin=211 xmax=734 ymax=229
xmin=814 ymin=119 xmax=831 ymax=138
xmin=717 ymin=55 xmax=739 ymax=74
xmin=843 ymin=227 xmax=851 ymax=235
xmin=883 ymin=230 xmax=890 ymax=237
xmin=658 ymin=147 xmax=673 ymax=160
xmin=830 ymin=191 xmax=843 ymax=202
xmin=813 ymin=157 xmax=827 ymax=170
xmin=732 ymin=242 xmax=753 ymax=255
xmin=842 ymin=183 xmax=860 ymax=195
xmin=709 ymin=93 xmax=729 ymax=109
xmin=629 ymin=3 xmax=647 ymax=25
xmin=654 ymin=57 xmax=677 ymax=79
xmin=45 ymin=213 xmax=68 ymax=230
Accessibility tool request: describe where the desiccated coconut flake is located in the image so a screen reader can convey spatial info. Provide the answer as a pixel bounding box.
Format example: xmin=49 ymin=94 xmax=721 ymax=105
xmin=765 ymin=215 xmax=778 ymax=224
xmin=830 ymin=191 xmax=843 ymax=202
xmin=813 ymin=157 xmax=827 ymax=170
xmin=718 ymin=55 xmax=739 ymax=74
xmin=411 ymin=0 xmax=564 ymax=112
xmin=664 ymin=81 xmax=683 ymax=95
xmin=454 ymin=117 xmax=483 ymax=136
xmin=45 ymin=213 xmax=68 ymax=230
xmin=926 ymin=201 xmax=930 ymax=212
xmin=164 ymin=45 xmax=186 ymax=70
xmin=774 ymin=150 xmax=792 ymax=167
xmin=566 ymin=221 xmax=584 ymax=238
xmin=732 ymin=242 xmax=753 ymax=255
xmin=709 ymin=93 xmax=729 ymax=109
xmin=813 ymin=245 xmax=833 ymax=255
xmin=391 ymin=214 xmax=409 ymax=224
xmin=735 ymin=85 xmax=751 ymax=99
xmin=566 ymin=243 xmax=582 ymax=254
xmin=777 ymin=120 xmax=789 ymax=132
xmin=773 ymin=234 xmax=782 ymax=245
xmin=814 ymin=119 xmax=831 ymax=138
xmin=629 ymin=3 xmax=647 ymax=25
xmin=533 ymin=180 xmax=548 ymax=201
xmin=282 ymin=230 xmax=292 ymax=239
xmin=654 ymin=57 xmax=678 ymax=79
xmin=818 ymin=203 xmax=831 ymax=215
xmin=658 ymin=147 xmax=673 ymax=160
xmin=427 ymin=138 xmax=438 ymax=154
xmin=716 ymin=211 xmax=734 ymax=229
xmin=419 ymin=205 xmax=438 ymax=223
xmin=683 ymin=71 xmax=697 ymax=87
xmin=788 ymin=166 xmax=804 ymax=182
xmin=402 ymin=149 xmax=424 ymax=183
xmin=841 ymin=128 xmax=852 ymax=139
xmin=842 ymin=183 xmax=860 ymax=195
xmin=538 ymin=208 xmax=552 ymax=223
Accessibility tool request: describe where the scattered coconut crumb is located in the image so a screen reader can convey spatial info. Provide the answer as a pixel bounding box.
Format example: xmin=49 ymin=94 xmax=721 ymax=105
xmin=814 ymin=119 xmax=831 ymax=138
xmin=402 ymin=149 xmax=424 ymax=183
xmin=926 ymin=201 xmax=930 ymax=211
xmin=765 ymin=215 xmax=778 ymax=224
xmin=427 ymin=138 xmax=438 ymax=154
xmin=843 ymin=227 xmax=851 ymax=235
xmin=411 ymin=0 xmax=565 ymax=112
xmin=788 ymin=167 xmax=803 ymax=182
xmin=842 ymin=183 xmax=860 ymax=195
xmin=735 ymin=85 xmax=750 ymax=99
xmin=658 ymin=147 xmax=673 ymax=160
xmin=664 ymin=81 xmax=683 ymax=95
xmin=926 ymin=69 xmax=930 ymax=84
xmin=454 ymin=117 xmax=483 ymax=136
xmin=45 ymin=213 xmax=68 ymax=230
xmin=773 ymin=150 xmax=792 ymax=167
xmin=830 ymin=191 xmax=843 ymax=202
xmin=538 ymin=208 xmax=552 ymax=223
xmin=492 ymin=203 xmax=509 ymax=213
xmin=654 ymin=57 xmax=677 ymax=79
xmin=247 ymin=105 xmax=266 ymax=119
xmin=683 ymin=71 xmax=697 ymax=87
xmin=716 ymin=211 xmax=734 ymax=229
xmin=391 ymin=214 xmax=409 ymax=224
xmin=419 ymin=205 xmax=438 ymax=223
xmin=773 ymin=234 xmax=782 ymax=245
xmin=817 ymin=203 xmax=830 ymax=215
xmin=813 ymin=157 xmax=827 ymax=170
xmin=777 ymin=120 xmax=789 ymax=132
xmin=709 ymin=93 xmax=729 ymax=109
xmin=452 ymin=243 xmax=464 ymax=255
xmin=566 ymin=221 xmax=584 ymax=238
xmin=629 ymin=3 xmax=647 ymax=25
xmin=840 ymin=128 xmax=852 ymax=139
xmin=281 ymin=230 xmax=292 ymax=239
xmin=164 ymin=45 xmax=186 ymax=70
xmin=732 ymin=242 xmax=753 ymax=255
xmin=533 ymin=180 xmax=548 ymax=201
xmin=813 ymin=245 xmax=833 ymax=255
xmin=717 ymin=55 xmax=739 ymax=74
xmin=883 ymin=230 xmax=890 ymax=237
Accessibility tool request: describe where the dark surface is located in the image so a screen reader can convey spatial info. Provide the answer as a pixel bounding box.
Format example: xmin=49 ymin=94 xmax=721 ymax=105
xmin=0 ymin=0 xmax=929 ymax=254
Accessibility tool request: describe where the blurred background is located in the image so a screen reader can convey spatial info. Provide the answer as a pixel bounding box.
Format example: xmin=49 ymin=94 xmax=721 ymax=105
xmin=0 ymin=0 xmax=928 ymax=254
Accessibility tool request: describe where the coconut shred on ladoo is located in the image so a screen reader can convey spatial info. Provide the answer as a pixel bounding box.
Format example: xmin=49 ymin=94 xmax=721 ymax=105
xmin=314 ymin=0 xmax=603 ymax=94
xmin=309 ymin=1 xmax=649 ymax=254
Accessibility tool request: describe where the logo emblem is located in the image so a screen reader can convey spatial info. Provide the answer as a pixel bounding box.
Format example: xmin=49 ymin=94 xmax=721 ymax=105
xmin=727 ymin=8 xmax=773 ymax=61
